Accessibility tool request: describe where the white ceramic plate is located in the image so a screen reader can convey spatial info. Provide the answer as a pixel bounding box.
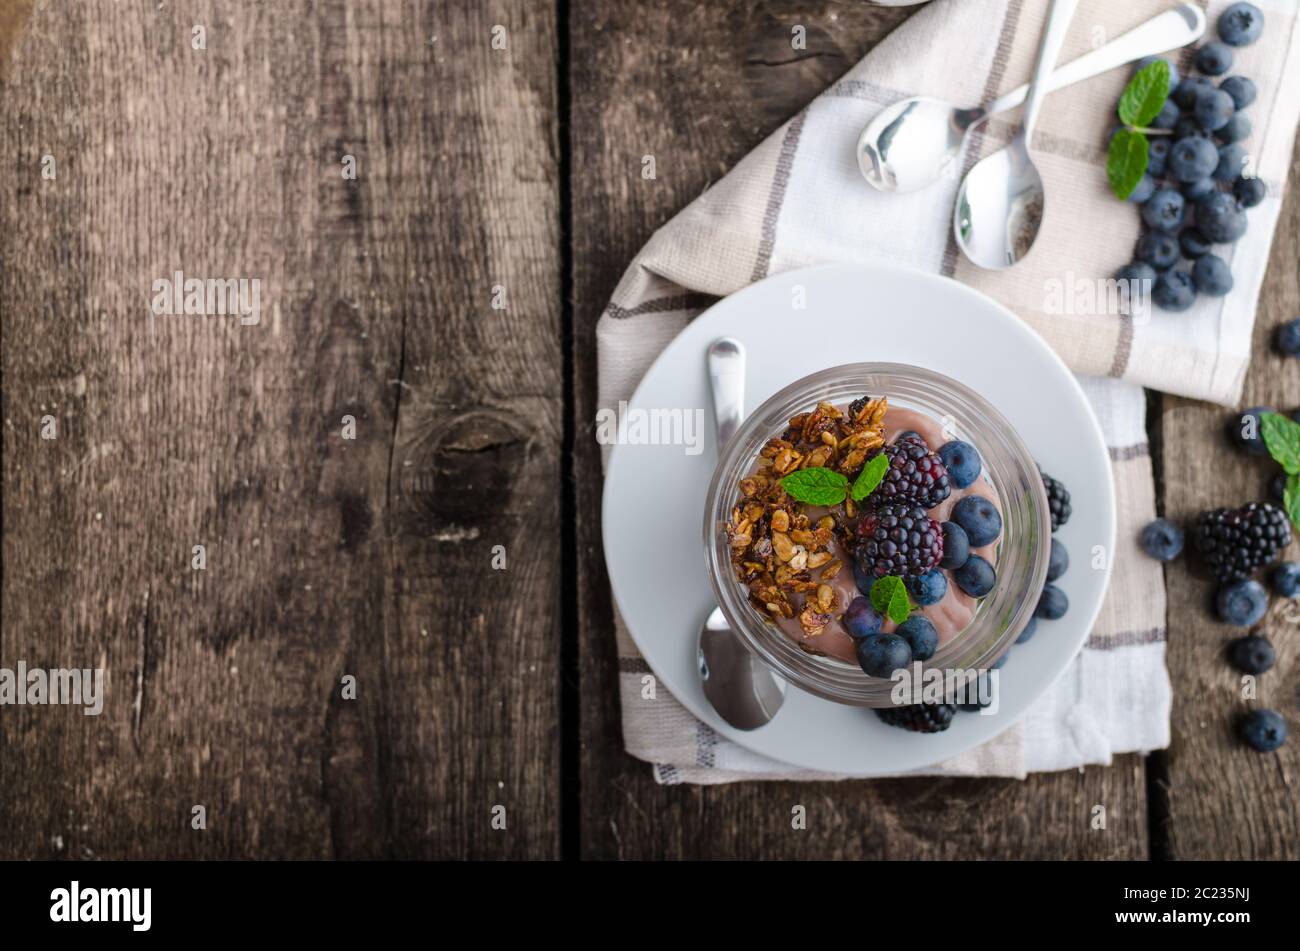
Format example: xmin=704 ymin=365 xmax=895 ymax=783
xmin=602 ymin=263 xmax=1115 ymax=775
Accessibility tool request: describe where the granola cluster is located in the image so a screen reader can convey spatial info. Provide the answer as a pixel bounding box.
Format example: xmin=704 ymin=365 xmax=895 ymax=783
xmin=724 ymin=398 xmax=888 ymax=637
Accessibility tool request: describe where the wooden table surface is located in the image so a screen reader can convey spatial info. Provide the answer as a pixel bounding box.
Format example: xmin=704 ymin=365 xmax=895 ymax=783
xmin=0 ymin=0 xmax=1295 ymax=860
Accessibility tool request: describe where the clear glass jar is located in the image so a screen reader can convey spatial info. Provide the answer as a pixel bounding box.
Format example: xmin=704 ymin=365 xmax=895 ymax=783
xmin=703 ymin=363 xmax=1050 ymax=706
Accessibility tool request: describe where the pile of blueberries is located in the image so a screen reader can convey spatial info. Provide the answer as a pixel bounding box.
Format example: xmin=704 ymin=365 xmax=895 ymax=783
xmin=1115 ymin=3 xmax=1267 ymax=311
xmin=1139 ymin=403 xmax=1292 ymax=754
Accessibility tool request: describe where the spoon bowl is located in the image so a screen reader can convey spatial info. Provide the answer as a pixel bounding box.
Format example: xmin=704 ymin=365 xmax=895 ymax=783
xmin=953 ymin=0 xmax=1077 ymax=269
xmin=858 ymin=97 xmax=975 ymax=193
xmin=954 ymin=134 xmax=1045 ymax=270
xmin=698 ymin=607 xmax=786 ymax=731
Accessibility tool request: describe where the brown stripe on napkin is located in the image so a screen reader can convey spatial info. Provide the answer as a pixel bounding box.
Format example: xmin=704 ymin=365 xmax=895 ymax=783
xmin=751 ymin=109 xmax=808 ymax=281
xmin=1109 ymin=442 xmax=1149 ymax=462
xmin=1086 ymin=627 xmax=1167 ymax=650
xmin=1108 ymin=313 xmax=1136 ymax=379
xmin=606 ymin=293 xmax=716 ymax=320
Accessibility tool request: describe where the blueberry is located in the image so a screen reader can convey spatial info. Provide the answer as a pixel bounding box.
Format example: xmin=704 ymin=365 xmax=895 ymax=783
xmin=1216 ymin=579 xmax=1268 ymax=626
xmin=1151 ymin=99 xmax=1180 ymax=131
xmin=1271 ymin=471 xmax=1288 ymax=501
xmin=856 ymin=633 xmax=912 ymax=678
xmin=895 ymin=616 xmax=939 ymax=661
xmin=989 ymin=652 xmax=1008 ymax=670
xmin=1047 ymin=538 xmax=1069 ymax=582
xmin=1195 ymin=41 xmax=1234 ymax=76
xmin=1270 ymin=561 xmax=1300 ymax=597
xmin=1180 ymin=228 xmax=1212 ymax=259
xmin=937 ymin=440 xmax=981 ymax=489
xmin=1147 ymin=137 xmax=1170 ymax=176
xmin=1276 ymin=319 xmax=1300 ymax=356
xmin=1128 ymin=174 xmax=1156 ymax=204
xmin=852 ymin=558 xmax=875 ymax=597
xmin=842 ymin=596 xmax=884 ymax=639
xmin=953 ymin=555 xmax=996 ymax=598
xmin=939 ymin=521 xmax=970 ymax=570
xmin=1228 ymin=405 xmax=1272 ymax=455
xmin=1141 ymin=518 xmax=1184 ymax=561
xmin=1152 ymin=270 xmax=1196 ymax=311
xmin=1035 ymin=584 xmax=1068 ymax=620
xmin=1174 ymin=116 xmax=1208 ymax=140
xmin=1015 ymin=615 xmax=1038 ymax=644
xmin=906 ymin=568 xmax=947 ymax=607
xmin=1229 ymin=634 xmax=1275 ymax=674
xmin=1140 ymin=188 xmax=1185 ymax=231
xmin=1238 ymin=709 xmax=1287 ymax=753
xmin=1181 ymin=177 xmax=1216 ymax=202
xmin=1169 ymin=136 xmax=1219 ymax=182
xmin=1193 ymin=254 xmax=1234 ymax=296
xmin=1137 ymin=231 xmax=1181 ymax=271
xmin=1195 ymin=88 xmax=1236 ymax=132
xmin=1174 ymin=76 xmax=1214 ymax=109
xmin=1219 ymin=75 xmax=1257 ymax=109
xmin=952 ymin=496 xmax=1001 ymax=547
xmin=1135 ymin=55 xmax=1179 ymax=94
xmin=1116 ymin=261 xmax=1157 ymax=292
xmin=1197 ymin=192 xmax=1248 ymax=243
xmin=1216 ymin=111 xmax=1251 ymax=144
xmin=1214 ymin=143 xmax=1248 ymax=181
xmin=1218 ymin=3 xmax=1264 ymax=47
xmin=1233 ymin=176 xmax=1266 ymax=208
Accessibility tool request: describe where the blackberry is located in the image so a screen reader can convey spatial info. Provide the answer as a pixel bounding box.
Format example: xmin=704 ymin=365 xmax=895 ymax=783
xmin=1041 ymin=470 xmax=1072 ymax=531
xmin=855 ymin=504 xmax=944 ymax=579
xmin=1193 ymin=502 xmax=1292 ymax=582
xmin=872 ymin=440 xmax=952 ymax=509
xmin=876 ymin=702 xmax=955 ymax=734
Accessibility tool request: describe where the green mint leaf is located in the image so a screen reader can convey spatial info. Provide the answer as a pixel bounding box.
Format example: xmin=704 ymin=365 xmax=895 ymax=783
xmin=869 ymin=576 xmax=911 ymax=625
xmin=779 ymin=467 xmax=848 ymax=506
xmin=850 ymin=452 xmax=889 ymax=502
xmin=1261 ymin=413 xmax=1300 ymax=475
xmin=1285 ymin=475 xmax=1300 ymax=533
xmin=1118 ymin=60 xmax=1169 ymax=127
xmin=1107 ymin=129 xmax=1148 ymax=200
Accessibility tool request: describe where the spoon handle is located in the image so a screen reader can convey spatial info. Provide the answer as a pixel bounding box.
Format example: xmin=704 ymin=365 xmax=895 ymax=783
xmin=1020 ymin=0 xmax=1079 ymax=140
xmin=707 ymin=338 xmax=745 ymax=452
xmin=984 ymin=3 xmax=1205 ymax=116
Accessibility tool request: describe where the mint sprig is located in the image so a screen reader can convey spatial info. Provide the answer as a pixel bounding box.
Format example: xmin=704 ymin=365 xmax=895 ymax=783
xmin=850 ymin=453 xmax=889 ymax=502
xmin=1118 ymin=60 xmax=1170 ymax=127
xmin=1261 ymin=412 xmax=1300 ymax=473
xmin=1106 ymin=60 xmax=1171 ymax=200
xmin=1260 ymin=412 xmax=1300 ymax=533
xmin=869 ymin=576 xmax=911 ymax=625
xmin=1285 ymin=475 xmax=1300 ymax=532
xmin=1107 ymin=130 xmax=1149 ymax=201
xmin=779 ymin=467 xmax=849 ymax=506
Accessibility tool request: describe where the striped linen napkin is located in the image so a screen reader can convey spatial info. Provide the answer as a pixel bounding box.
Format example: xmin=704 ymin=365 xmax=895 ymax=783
xmin=598 ymin=0 xmax=1300 ymax=783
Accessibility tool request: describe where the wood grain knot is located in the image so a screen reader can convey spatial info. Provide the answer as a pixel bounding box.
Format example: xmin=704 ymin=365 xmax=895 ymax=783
xmin=395 ymin=410 xmax=528 ymax=538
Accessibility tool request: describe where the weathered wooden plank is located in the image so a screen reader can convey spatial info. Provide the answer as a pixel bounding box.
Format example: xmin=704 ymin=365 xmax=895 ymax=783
xmin=0 ymin=0 xmax=561 ymax=859
xmin=1158 ymin=144 xmax=1300 ymax=859
xmin=571 ymin=0 xmax=1148 ymax=859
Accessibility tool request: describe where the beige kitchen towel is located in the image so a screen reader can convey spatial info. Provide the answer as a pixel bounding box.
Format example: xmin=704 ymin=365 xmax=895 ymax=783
xmin=599 ymin=0 xmax=1300 ymax=783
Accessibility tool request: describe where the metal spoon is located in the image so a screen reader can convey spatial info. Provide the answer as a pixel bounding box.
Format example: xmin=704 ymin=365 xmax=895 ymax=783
xmin=858 ymin=3 xmax=1205 ymax=194
xmin=698 ymin=338 xmax=785 ymax=730
xmin=954 ymin=0 xmax=1078 ymax=270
